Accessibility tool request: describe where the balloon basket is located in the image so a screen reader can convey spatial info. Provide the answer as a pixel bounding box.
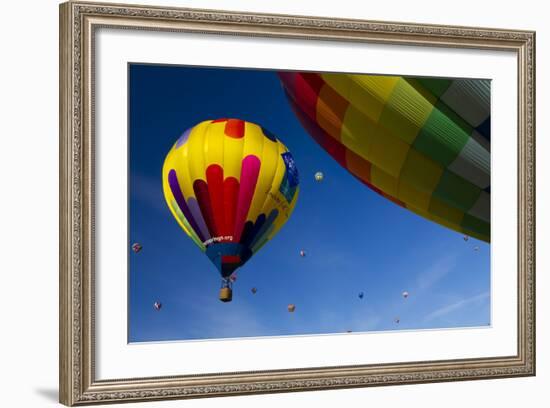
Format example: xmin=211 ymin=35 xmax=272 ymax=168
xmin=219 ymin=287 xmax=233 ymax=302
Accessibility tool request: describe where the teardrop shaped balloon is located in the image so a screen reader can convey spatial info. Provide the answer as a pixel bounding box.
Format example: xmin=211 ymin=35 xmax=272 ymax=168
xmin=279 ymin=72 xmax=490 ymax=243
xmin=162 ymin=119 xmax=300 ymax=299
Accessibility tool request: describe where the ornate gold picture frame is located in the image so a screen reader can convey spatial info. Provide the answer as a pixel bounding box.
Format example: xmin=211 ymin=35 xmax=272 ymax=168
xmin=59 ymin=1 xmax=535 ymax=405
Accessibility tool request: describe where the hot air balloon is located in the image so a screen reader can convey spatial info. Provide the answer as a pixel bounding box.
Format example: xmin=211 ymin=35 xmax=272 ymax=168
xmin=402 ymin=291 xmax=409 ymax=299
xmin=463 ymin=235 xmax=469 ymax=242
xmin=474 ymin=246 xmax=479 ymax=252
xmin=251 ymin=287 xmax=257 ymax=294
xmin=299 ymin=249 xmax=306 ymax=257
xmin=358 ymin=292 xmax=364 ymax=299
xmin=314 ymin=171 xmax=324 ymax=182
xmin=153 ymin=301 xmax=162 ymax=311
xmin=163 ymin=119 xmax=300 ymax=302
xmin=279 ymin=72 xmax=490 ymax=243
xmin=394 ymin=317 xmax=400 ymax=324
xmin=132 ymin=243 xmax=142 ymax=253
xmin=288 ymin=304 xmax=296 ymax=313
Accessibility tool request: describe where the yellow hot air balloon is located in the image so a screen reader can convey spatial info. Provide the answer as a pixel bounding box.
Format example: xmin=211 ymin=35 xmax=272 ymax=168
xmin=162 ymin=119 xmax=300 ymax=302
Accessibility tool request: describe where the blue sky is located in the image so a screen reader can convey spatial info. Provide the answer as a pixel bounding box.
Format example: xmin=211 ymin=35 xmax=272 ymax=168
xmin=128 ymin=64 xmax=490 ymax=342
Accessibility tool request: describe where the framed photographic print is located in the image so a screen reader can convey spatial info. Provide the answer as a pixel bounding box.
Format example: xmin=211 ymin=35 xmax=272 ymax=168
xmin=59 ymin=1 xmax=536 ymax=405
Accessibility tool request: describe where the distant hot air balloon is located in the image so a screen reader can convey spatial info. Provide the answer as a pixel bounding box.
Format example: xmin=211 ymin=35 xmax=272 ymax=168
xmin=299 ymin=249 xmax=306 ymax=257
xmin=132 ymin=243 xmax=142 ymax=253
xmin=251 ymin=287 xmax=257 ymax=294
xmin=358 ymin=292 xmax=364 ymax=299
xmin=346 ymin=330 xmax=352 ymax=333
xmin=402 ymin=291 xmax=409 ymax=299
xmin=394 ymin=317 xmax=400 ymax=324
xmin=463 ymin=235 xmax=469 ymax=242
xmin=153 ymin=301 xmax=162 ymax=311
xmin=288 ymin=304 xmax=296 ymax=313
xmin=163 ymin=119 xmax=300 ymax=303
xmin=474 ymin=246 xmax=479 ymax=252
xmin=279 ymin=72 xmax=490 ymax=243
xmin=314 ymin=171 xmax=324 ymax=182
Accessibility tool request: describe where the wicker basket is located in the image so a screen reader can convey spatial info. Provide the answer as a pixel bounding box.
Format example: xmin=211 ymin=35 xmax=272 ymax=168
xmin=219 ymin=287 xmax=233 ymax=302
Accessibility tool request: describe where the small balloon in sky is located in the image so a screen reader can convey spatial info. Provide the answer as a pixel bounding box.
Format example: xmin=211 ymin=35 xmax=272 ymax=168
xmin=402 ymin=291 xmax=409 ymax=299
xmin=346 ymin=330 xmax=352 ymax=333
xmin=358 ymin=292 xmax=364 ymax=299
xmin=131 ymin=243 xmax=142 ymax=253
xmin=394 ymin=317 xmax=400 ymax=324
xmin=463 ymin=235 xmax=469 ymax=242
xmin=153 ymin=301 xmax=162 ymax=311
xmin=314 ymin=171 xmax=324 ymax=182
xmin=474 ymin=246 xmax=480 ymax=252
xmin=251 ymin=287 xmax=257 ymax=294
xmin=287 ymin=304 xmax=296 ymax=313
xmin=299 ymin=250 xmax=306 ymax=257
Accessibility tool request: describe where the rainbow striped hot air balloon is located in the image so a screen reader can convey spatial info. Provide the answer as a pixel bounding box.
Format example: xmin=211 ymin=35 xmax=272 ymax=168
xmin=162 ymin=119 xmax=300 ymax=302
xmin=279 ymin=72 xmax=490 ymax=242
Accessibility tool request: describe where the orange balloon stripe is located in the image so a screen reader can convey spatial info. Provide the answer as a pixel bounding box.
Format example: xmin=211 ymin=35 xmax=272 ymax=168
xmin=316 ymin=81 xmax=349 ymax=141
